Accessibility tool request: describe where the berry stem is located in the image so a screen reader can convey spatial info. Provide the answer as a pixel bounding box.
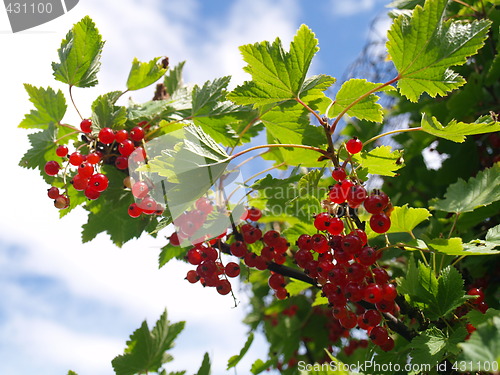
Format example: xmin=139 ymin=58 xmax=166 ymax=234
xmin=228 ymin=115 xmax=263 ymax=155
xmin=69 ymin=85 xmax=83 ymax=120
xmin=229 ymin=143 xmax=328 ymax=161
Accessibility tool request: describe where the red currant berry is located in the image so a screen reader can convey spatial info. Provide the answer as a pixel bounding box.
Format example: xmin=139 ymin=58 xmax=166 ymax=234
xmin=369 ymin=326 xmax=389 ymax=346
xmin=216 ymin=279 xmax=232 ymax=295
xmin=364 ymin=283 xmax=384 ymax=304
xmin=314 ymin=212 xmax=332 ymax=231
xmin=346 ymin=137 xmax=363 ymax=154
xmin=54 ymin=195 xmax=69 ymax=209
xmin=357 ymin=246 xmax=377 ymax=266
xmin=86 ymin=152 xmax=101 ymax=164
xmin=118 ymin=139 xmax=135 ymax=157
xmin=115 ymin=156 xmax=128 ymax=170
xmin=130 ymin=126 xmax=145 ymax=142
xmin=383 ymin=283 xmax=398 ymax=301
xmin=363 ymin=309 xmax=382 ymax=326
xmin=114 ymin=129 xmax=128 ymax=144
xmin=71 ymin=174 xmax=89 ymax=191
xmin=241 ymin=224 xmax=262 ymax=244
xmin=370 ymin=213 xmax=391 ymax=233
xmin=56 ymin=145 xmax=69 ymax=157
xmin=341 ymin=233 xmax=363 ymax=255
xmin=311 ymin=233 xmax=329 ymax=254
xmin=297 ymin=234 xmax=313 ymax=251
xmin=185 ymin=270 xmax=200 ymax=283
xmin=466 ymin=323 xmax=476 ymax=334
xmin=332 ymin=167 xmax=347 ymax=182
xmin=351 ymin=229 xmax=367 ymax=245
xmin=268 ymin=273 xmax=286 ymax=290
xmin=89 ymin=173 xmax=109 ymax=192
xmin=380 ymin=336 xmax=395 ymax=352
xmin=477 ymin=301 xmax=489 ymax=314
xmin=187 ymin=248 xmax=204 ymax=265
xmin=247 ymin=207 xmax=262 ymax=221
xmin=346 ymin=185 xmax=367 ymax=208
xmin=78 ymin=162 xmax=94 ymax=179
xmin=132 ymin=181 xmax=149 ymax=199
xmin=169 ymin=232 xmax=180 ymax=246
xmin=345 ymin=263 xmax=367 ymax=282
xmin=327 ymin=217 xmax=344 ymax=235
xmin=225 ymin=262 xmax=240 ymax=277
xmin=294 ymin=249 xmax=313 ymax=268
xmin=69 ymin=152 xmax=84 ymax=166
xmin=80 ymin=119 xmax=92 ymax=133
xmin=195 ymin=197 xmax=213 ymax=215
xmin=98 ymin=127 xmax=115 ymax=144
xmin=44 ymin=160 xmax=60 ymax=176
xmin=467 ymin=288 xmax=485 ymax=304
xmin=364 ymin=194 xmax=387 ymax=214
xmin=339 ymin=311 xmax=358 ymax=329
xmin=47 ymin=186 xmax=60 ymax=199
xmin=128 ymin=203 xmax=142 ymax=218
xmin=84 ymin=186 xmax=100 ymax=200
xmin=230 ymin=241 xmax=247 ymax=257
xmin=275 ymin=287 xmax=289 ymax=300
xmin=372 ymin=268 xmax=390 ymax=284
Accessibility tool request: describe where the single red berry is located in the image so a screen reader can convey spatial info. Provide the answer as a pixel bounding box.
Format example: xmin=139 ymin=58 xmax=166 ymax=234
xmin=347 ymin=185 xmax=367 ymax=208
xmin=383 ymin=283 xmax=398 ymax=301
xmin=86 ymin=152 xmax=101 ymax=165
xmin=69 ymin=152 xmax=84 ymax=166
xmin=225 ymin=262 xmax=240 ymax=278
xmin=263 ymin=230 xmax=281 ymax=247
xmin=351 ymin=229 xmax=367 ymax=245
xmin=78 ymin=162 xmax=94 ymax=179
xmin=477 ymin=301 xmax=489 ymax=314
xmin=294 ymin=249 xmax=313 ymax=268
xmin=247 ymin=207 xmax=262 ymax=221
xmin=314 ymin=212 xmax=332 ymax=231
xmin=357 ymin=246 xmax=377 ymax=266
xmin=341 ymin=233 xmax=363 ymax=255
xmin=241 ymin=224 xmax=262 ymax=244
xmin=130 ymin=126 xmax=145 ymax=142
xmin=268 ymin=273 xmax=286 ymax=290
xmin=187 ymin=248 xmax=204 ymax=265
xmin=114 ymin=129 xmax=129 ymax=144
xmin=296 ymin=234 xmax=313 ymax=251
xmin=132 ymin=181 xmax=149 ymax=199
xmin=89 ymin=173 xmax=109 ymax=192
xmin=339 ymin=311 xmax=358 ymax=329
xmin=467 ymin=288 xmax=485 ymax=304
xmin=311 ymin=233 xmax=329 ymax=254
xmin=332 ymin=167 xmax=347 ymax=182
xmin=138 ymin=197 xmax=157 ymax=214
xmin=345 ymin=263 xmax=367 ymax=282
xmin=230 ymin=241 xmax=248 ymax=257
xmin=346 ymin=137 xmax=363 ymax=154
xmin=98 ymin=127 xmax=115 ymax=144
xmin=363 ymin=309 xmax=382 ymax=326
xmin=128 ymin=203 xmax=142 ymax=218
xmin=327 ymin=217 xmax=344 ymax=236
xmin=118 ymin=139 xmax=135 ymax=157
xmin=466 ymin=323 xmax=476 ymax=334
xmin=370 ymin=213 xmax=391 ymax=233
xmin=216 ymin=279 xmax=232 ymax=295
xmin=185 ymin=270 xmax=200 ymax=283
xmin=54 ymin=195 xmax=69 ymax=209
xmin=169 ymin=232 xmax=180 ymax=246
xmin=379 ymin=336 xmax=395 ymax=352
xmin=195 ymin=197 xmax=213 ymax=215
xmin=71 ymin=174 xmax=89 ymax=191
xmin=364 ymin=194 xmax=387 ymax=214
xmin=115 ymin=156 xmax=128 ymax=170
xmin=364 ymin=283 xmax=384 ymax=304
xmin=56 ymin=145 xmax=69 ymax=157
xmin=44 ymin=160 xmax=60 ymax=176
xmin=80 ymin=119 xmax=92 ymax=133
xmin=47 ymin=186 xmax=60 ymax=199
xmin=376 ymin=299 xmax=396 ymax=313
xmin=369 ymin=326 xmax=389 ymax=346
xmin=84 ymin=186 xmax=100 ymax=200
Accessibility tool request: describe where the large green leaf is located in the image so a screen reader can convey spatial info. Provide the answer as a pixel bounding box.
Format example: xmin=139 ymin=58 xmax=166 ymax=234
xmin=432 ymin=163 xmax=500 ymax=213
xmin=421 ymin=114 xmax=500 ymax=143
xmin=195 ymin=353 xmax=211 ymax=375
xmin=228 ymin=25 xmax=334 ymax=107
xmin=158 ymin=243 xmax=188 ymax=269
xmin=385 ymin=204 xmax=431 ymax=234
xmin=19 ymin=84 xmax=67 ymax=129
xmin=352 ymin=145 xmax=404 ymax=177
xmin=386 ymin=0 xmax=491 ymax=102
xmin=459 ymin=314 xmax=500 ymax=369
xmin=126 ymin=57 xmax=168 ymax=91
xmin=52 ymin=16 xmax=104 ymax=87
xmin=327 ymin=79 xmax=395 ymax=122
xmin=164 ymin=61 xmax=186 ymax=96
xmin=91 ymin=91 xmax=127 ymax=130
xmin=112 ymin=310 xmax=185 ymax=375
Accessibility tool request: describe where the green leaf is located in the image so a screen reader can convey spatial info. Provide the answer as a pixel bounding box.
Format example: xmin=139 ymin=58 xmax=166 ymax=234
xmin=227 ymin=333 xmax=254 ymax=370
xmin=67 ymin=371 xmax=78 ymax=375
xmin=466 ymin=308 xmax=500 ymax=327
xmin=19 ymin=84 xmax=67 ymax=129
xmin=82 ymin=166 xmax=156 ymax=247
xmin=228 ymin=25 xmax=332 ymax=107
xmin=164 ymin=61 xmax=185 ymax=96
xmin=312 ymin=290 xmax=328 ymax=306
xmin=409 ymin=327 xmax=447 ymax=367
xmin=432 ymin=163 xmax=500 ymax=213
xmin=91 ymin=92 xmax=127 ymax=130
xmin=459 ymin=315 xmax=500 ymax=368
xmin=286 ymin=279 xmax=312 ymax=297
xmin=386 ymin=0 xmax=491 ymax=102
xmin=428 ymin=237 xmax=500 ymax=255
xmin=251 ymin=359 xmax=274 ymax=374
xmin=421 ymin=114 xmax=500 ymax=143
xmin=52 ymin=16 xmax=104 ymax=87
xmin=126 ymin=57 xmax=168 ymax=91
xmin=327 ymin=79 xmax=395 ymax=122
xmin=434 ymin=265 xmax=469 ymax=318
xmin=386 ymin=204 xmax=431 ymax=234
xmin=195 ymin=352 xmax=211 ymax=375
xmin=159 ymin=243 xmax=188 ymax=268
xmin=19 ymin=123 xmax=78 ymax=183
xmin=486 ymin=225 xmax=500 ymax=242
xmin=352 ymin=145 xmax=404 ymax=177
xmin=112 ymin=309 xmax=185 ymax=375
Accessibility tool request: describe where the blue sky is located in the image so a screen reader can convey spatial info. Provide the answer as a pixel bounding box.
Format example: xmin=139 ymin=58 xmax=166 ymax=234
xmin=0 ymin=0 xmax=390 ymax=374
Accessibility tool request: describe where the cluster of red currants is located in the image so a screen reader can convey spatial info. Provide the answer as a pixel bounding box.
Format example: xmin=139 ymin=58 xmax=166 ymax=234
xmin=44 ymin=119 xmax=147 ymax=209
